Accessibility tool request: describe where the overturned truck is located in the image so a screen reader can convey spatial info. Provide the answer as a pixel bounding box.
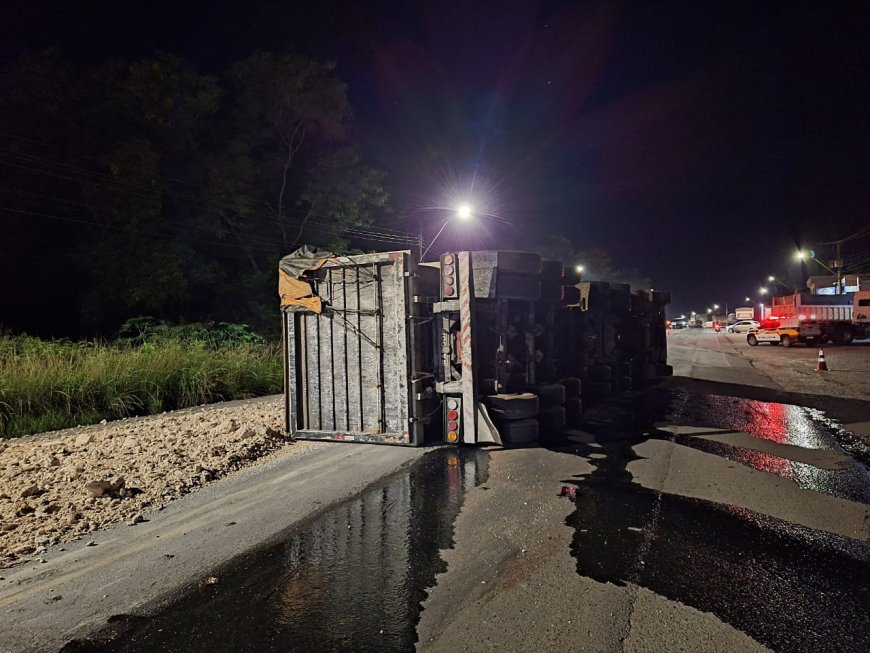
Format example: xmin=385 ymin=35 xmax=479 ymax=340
xmin=279 ymin=248 xmax=671 ymax=447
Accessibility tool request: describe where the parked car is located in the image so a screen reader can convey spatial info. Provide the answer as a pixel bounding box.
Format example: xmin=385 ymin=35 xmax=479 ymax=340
xmin=671 ymin=319 xmax=688 ymax=329
xmin=727 ymin=320 xmax=760 ymax=334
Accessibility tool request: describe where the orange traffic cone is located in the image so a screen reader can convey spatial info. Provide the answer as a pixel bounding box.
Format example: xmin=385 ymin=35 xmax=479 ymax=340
xmin=816 ymin=348 xmax=828 ymax=372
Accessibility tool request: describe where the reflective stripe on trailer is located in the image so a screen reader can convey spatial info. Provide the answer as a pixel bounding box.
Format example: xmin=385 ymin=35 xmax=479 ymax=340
xmin=457 ymin=252 xmax=476 ymax=443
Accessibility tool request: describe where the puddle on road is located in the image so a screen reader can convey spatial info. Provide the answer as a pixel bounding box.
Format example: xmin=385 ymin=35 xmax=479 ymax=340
xmin=63 ymin=392 xmax=869 ymax=653
xmin=662 ymin=393 xmax=870 ymax=503
xmin=65 ymin=448 xmax=488 ymax=653
xmin=565 ymin=394 xmax=870 ymax=653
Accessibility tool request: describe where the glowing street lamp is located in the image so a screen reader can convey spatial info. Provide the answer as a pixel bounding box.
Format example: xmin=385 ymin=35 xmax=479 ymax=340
xmin=575 ymin=264 xmax=585 ymax=274
xmin=759 ymin=287 xmax=768 ymax=295
xmin=421 ymin=207 xmax=473 ymax=260
xmin=745 ymin=297 xmax=751 ymax=302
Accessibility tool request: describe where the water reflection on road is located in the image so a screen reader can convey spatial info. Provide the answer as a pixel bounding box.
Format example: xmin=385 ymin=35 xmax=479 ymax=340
xmin=664 ymin=393 xmax=870 ymax=503
xmin=70 ymin=449 xmax=487 ymax=653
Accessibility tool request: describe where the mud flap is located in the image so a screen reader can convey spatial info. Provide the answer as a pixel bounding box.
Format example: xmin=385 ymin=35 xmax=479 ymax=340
xmin=476 ymin=404 xmax=503 ymax=445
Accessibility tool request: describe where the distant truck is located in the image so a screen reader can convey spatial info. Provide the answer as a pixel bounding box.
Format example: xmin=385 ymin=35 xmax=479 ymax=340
xmin=770 ymin=291 xmax=870 ymax=345
xmin=278 ymin=248 xmax=671 ymax=447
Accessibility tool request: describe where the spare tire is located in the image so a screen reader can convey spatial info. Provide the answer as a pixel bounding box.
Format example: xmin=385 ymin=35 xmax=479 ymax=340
xmin=484 ymin=393 xmax=539 ymax=420
xmin=530 ymin=383 xmax=566 ymax=406
xmin=498 ymin=418 xmax=539 ymax=446
xmin=583 ymin=381 xmax=612 ymax=401
xmin=590 ymin=365 xmax=612 ymax=382
xmin=538 ymin=406 xmax=567 ymax=446
xmin=565 ymin=397 xmax=582 ymax=419
xmin=539 ymin=405 xmax=567 ymax=430
xmin=561 ymin=377 xmax=581 ymax=397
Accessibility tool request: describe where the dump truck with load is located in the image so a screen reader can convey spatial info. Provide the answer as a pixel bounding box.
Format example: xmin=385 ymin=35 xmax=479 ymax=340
xmin=770 ymin=291 xmax=870 ymax=344
xmin=279 ymin=247 xmax=670 ymax=447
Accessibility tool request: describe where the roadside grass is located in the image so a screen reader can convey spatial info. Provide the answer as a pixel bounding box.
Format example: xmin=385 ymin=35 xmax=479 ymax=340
xmin=0 ymin=321 xmax=283 ymax=438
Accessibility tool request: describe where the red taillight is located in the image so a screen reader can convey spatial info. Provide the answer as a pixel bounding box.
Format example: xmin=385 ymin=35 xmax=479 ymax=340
xmin=442 ymin=253 xmax=456 ymax=298
xmin=447 ymin=410 xmax=458 ymax=420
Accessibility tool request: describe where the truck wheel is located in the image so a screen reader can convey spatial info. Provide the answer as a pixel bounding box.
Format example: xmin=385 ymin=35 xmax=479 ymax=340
xmin=780 ymin=335 xmax=792 ymax=348
xmin=583 ymin=381 xmax=612 ymax=401
xmin=561 ymin=377 xmax=581 ymax=397
xmin=496 ymin=274 xmax=541 ymax=301
xmin=836 ymin=329 xmax=853 ymax=346
xmin=530 ymin=383 xmax=566 ymax=406
xmin=538 ymin=406 xmax=567 ymax=446
xmin=498 ymin=418 xmax=539 ymax=446
xmin=484 ymin=393 xmax=539 ymax=420
xmin=747 ymin=334 xmax=758 ymax=346
xmin=565 ymin=397 xmax=582 ymax=421
xmin=590 ymin=365 xmax=612 ymax=381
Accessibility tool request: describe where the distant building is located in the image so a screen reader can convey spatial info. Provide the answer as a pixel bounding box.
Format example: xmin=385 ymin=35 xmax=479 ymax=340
xmin=806 ymin=274 xmax=869 ymax=295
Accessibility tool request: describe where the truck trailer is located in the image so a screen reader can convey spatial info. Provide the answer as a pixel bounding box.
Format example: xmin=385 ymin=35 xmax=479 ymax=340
xmin=770 ymin=291 xmax=870 ymax=345
xmin=279 ymin=247 xmax=670 ymax=447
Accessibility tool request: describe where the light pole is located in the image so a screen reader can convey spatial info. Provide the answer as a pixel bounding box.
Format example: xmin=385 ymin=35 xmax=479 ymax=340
xmin=767 ymin=275 xmax=793 ymax=293
xmin=795 ymin=250 xmax=838 ymax=293
xmin=420 ymin=204 xmax=473 ymax=260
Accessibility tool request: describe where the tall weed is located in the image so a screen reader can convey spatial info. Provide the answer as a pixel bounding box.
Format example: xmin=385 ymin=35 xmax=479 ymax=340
xmin=0 ymin=325 xmax=281 ymax=438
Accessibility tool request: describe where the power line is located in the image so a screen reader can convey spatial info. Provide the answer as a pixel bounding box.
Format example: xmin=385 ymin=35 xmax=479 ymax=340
xmin=0 ymin=147 xmax=419 ymax=242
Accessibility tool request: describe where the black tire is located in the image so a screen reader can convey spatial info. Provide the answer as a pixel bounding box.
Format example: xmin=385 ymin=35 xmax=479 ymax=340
xmin=590 ymin=365 xmax=612 ymax=382
xmin=583 ymin=381 xmax=612 ymax=401
xmin=561 ymin=377 xmax=581 ymax=397
xmin=496 ymin=274 xmax=541 ymax=301
xmin=540 ymin=259 xmax=563 ymax=281
xmin=530 ymin=383 xmax=566 ymax=406
xmin=565 ymin=397 xmax=582 ymax=419
xmin=538 ymin=406 xmax=567 ymax=445
xmin=747 ymin=334 xmax=758 ymax=346
xmin=780 ymin=335 xmax=792 ymax=348
xmin=472 ymin=251 xmax=541 ymax=276
xmin=498 ymin=418 xmax=539 ymax=446
xmin=484 ymin=393 xmax=539 ymax=420
xmin=614 ymin=375 xmax=633 ymax=392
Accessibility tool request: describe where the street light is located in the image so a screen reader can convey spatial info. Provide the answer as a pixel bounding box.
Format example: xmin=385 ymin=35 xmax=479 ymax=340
xmin=421 ymin=206 xmax=473 ymax=260
xmin=767 ymin=275 xmax=793 ymax=292
xmin=795 ymin=250 xmax=835 ymax=274
xmin=575 ymin=264 xmax=585 ymax=274
xmin=745 ymin=297 xmax=751 ymax=303
xmin=759 ymin=287 xmax=768 ymax=295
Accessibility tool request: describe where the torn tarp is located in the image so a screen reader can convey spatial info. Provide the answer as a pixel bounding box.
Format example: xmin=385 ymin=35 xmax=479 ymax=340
xmin=278 ymin=245 xmax=337 ymax=313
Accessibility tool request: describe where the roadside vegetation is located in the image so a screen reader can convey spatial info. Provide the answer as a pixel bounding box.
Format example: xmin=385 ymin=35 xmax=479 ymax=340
xmin=0 ymin=319 xmax=282 ymax=438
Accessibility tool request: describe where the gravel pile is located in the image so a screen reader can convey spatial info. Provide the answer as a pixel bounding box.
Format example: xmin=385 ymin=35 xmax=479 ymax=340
xmin=0 ymin=396 xmax=309 ymax=569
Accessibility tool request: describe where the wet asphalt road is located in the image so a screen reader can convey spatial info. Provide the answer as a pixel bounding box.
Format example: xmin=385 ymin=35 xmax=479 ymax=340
xmin=65 ymin=390 xmax=870 ymax=653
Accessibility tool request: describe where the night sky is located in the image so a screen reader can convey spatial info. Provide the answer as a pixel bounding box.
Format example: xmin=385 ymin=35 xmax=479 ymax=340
xmin=3 ymin=0 xmax=869 ymax=317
